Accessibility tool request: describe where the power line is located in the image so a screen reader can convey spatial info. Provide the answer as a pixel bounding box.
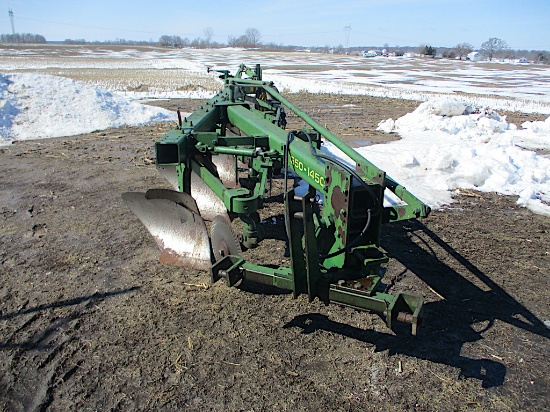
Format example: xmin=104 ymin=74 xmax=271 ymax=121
xmin=353 ymin=29 xmax=424 ymax=47
xmin=15 ymin=15 xmax=345 ymax=39
xmin=9 ymin=8 xmax=15 ymax=35
xmin=261 ymin=29 xmax=342 ymax=38
xmin=344 ymin=24 xmax=351 ymax=48
xmin=10 ymin=14 xmax=351 ymax=46
xmin=15 ymin=15 xmax=181 ymax=36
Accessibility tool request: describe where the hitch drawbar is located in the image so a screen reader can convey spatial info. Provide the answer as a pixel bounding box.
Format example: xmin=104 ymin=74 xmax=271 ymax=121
xmin=211 ymin=254 xmax=423 ymax=335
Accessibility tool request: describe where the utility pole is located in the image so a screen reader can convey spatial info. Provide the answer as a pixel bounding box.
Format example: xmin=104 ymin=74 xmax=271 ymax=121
xmin=9 ymin=8 xmax=15 ymax=35
xmin=343 ymin=24 xmax=351 ymax=49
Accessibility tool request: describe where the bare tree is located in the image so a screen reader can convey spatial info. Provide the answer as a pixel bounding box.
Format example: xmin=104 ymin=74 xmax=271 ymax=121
xmin=158 ymin=35 xmax=187 ymax=48
xmin=172 ymin=36 xmax=185 ymax=48
xmin=454 ymin=42 xmax=473 ymax=60
xmin=158 ymin=35 xmax=172 ymax=47
xmin=245 ymin=28 xmax=261 ymax=47
xmin=190 ymin=37 xmax=204 ymax=48
xmin=203 ymin=27 xmax=214 ymax=48
xmin=480 ymin=37 xmax=508 ymax=61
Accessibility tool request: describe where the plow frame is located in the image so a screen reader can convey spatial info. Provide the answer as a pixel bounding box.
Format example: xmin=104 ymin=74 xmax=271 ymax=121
xmin=147 ymin=64 xmax=430 ymax=334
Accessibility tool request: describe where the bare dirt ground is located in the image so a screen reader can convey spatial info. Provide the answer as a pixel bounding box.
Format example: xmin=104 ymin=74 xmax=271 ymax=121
xmin=1 ymin=94 xmax=549 ymax=411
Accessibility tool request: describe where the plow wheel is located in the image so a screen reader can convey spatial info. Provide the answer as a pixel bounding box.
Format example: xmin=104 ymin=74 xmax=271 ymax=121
xmin=211 ymin=215 xmax=242 ymax=262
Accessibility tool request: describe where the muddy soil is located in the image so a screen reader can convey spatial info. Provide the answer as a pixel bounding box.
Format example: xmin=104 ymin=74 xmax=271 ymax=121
xmin=1 ymin=94 xmax=549 ymax=411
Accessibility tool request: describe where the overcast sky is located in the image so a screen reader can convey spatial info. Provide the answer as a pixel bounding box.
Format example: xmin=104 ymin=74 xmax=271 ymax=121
xmin=1 ymin=0 xmax=548 ymax=50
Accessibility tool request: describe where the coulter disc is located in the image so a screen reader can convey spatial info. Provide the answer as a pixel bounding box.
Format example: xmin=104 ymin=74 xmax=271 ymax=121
xmin=211 ymin=215 xmax=242 ymax=262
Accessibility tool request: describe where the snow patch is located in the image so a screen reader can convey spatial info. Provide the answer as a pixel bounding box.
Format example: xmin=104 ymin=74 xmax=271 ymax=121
xmin=368 ymin=98 xmax=550 ymax=215
xmin=0 ymin=73 xmax=175 ymax=146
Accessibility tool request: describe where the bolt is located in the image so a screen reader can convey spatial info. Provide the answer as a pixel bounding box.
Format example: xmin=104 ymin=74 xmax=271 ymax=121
xmin=396 ymin=312 xmax=414 ymax=324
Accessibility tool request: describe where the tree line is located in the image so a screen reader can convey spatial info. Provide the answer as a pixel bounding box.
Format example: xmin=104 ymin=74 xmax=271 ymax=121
xmin=351 ymin=38 xmax=548 ymax=64
xmin=157 ymin=27 xmax=262 ymax=49
xmin=0 ymin=33 xmax=46 ymax=43
xmin=1 ymin=30 xmax=548 ymax=64
xmin=421 ymin=38 xmax=548 ymax=64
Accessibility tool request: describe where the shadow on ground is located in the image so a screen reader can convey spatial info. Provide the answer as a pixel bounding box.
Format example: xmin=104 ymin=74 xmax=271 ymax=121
xmin=283 ymin=221 xmax=549 ymax=389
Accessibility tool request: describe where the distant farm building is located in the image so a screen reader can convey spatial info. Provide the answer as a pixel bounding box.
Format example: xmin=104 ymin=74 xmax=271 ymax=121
xmin=363 ymin=51 xmax=378 ymax=58
xmin=467 ymin=52 xmax=483 ymax=61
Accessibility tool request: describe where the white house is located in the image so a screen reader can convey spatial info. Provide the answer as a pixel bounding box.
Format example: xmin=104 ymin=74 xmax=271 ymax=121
xmin=467 ymin=51 xmax=483 ymax=61
xmin=363 ymin=51 xmax=377 ymax=58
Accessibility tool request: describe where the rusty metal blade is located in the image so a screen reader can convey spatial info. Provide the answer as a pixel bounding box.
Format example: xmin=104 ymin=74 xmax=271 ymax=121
xmin=156 ymin=165 xmax=179 ymax=191
xmin=155 ymin=165 xmax=228 ymax=222
xmin=122 ymin=192 xmax=212 ymax=270
xmin=145 ymin=189 xmax=200 ymax=215
xmin=213 ymin=154 xmax=239 ymax=188
xmin=191 ymin=173 xmax=229 ymax=221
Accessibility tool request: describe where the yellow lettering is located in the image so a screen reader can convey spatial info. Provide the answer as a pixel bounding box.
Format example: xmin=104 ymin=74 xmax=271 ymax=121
xmin=289 ymin=155 xmax=325 ymax=186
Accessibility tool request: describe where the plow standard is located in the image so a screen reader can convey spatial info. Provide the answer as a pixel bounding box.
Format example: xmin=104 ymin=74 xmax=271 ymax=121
xmin=124 ymin=64 xmax=431 ymax=335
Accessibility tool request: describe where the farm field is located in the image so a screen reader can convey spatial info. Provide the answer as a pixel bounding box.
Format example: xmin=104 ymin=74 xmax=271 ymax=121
xmin=0 ymin=45 xmax=549 ymax=411
xmin=1 ymin=44 xmax=550 ymax=112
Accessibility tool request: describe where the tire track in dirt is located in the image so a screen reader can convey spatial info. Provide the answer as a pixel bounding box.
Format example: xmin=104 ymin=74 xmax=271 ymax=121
xmin=1 ymin=293 xmax=108 ymax=411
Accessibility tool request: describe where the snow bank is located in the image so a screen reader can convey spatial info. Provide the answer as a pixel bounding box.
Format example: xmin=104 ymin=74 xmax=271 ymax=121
xmin=359 ymin=98 xmax=550 ymax=215
xmin=0 ymin=73 xmax=176 ymax=146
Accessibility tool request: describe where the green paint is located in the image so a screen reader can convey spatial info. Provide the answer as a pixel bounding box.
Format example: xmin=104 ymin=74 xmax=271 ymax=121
xmin=151 ymin=64 xmax=431 ymax=335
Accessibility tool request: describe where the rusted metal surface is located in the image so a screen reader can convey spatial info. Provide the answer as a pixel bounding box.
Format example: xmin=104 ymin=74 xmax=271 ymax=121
xmin=122 ymin=191 xmax=212 ymax=270
xmin=343 ymin=277 xmax=374 ymax=291
xmin=330 ymin=185 xmax=348 ymax=221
